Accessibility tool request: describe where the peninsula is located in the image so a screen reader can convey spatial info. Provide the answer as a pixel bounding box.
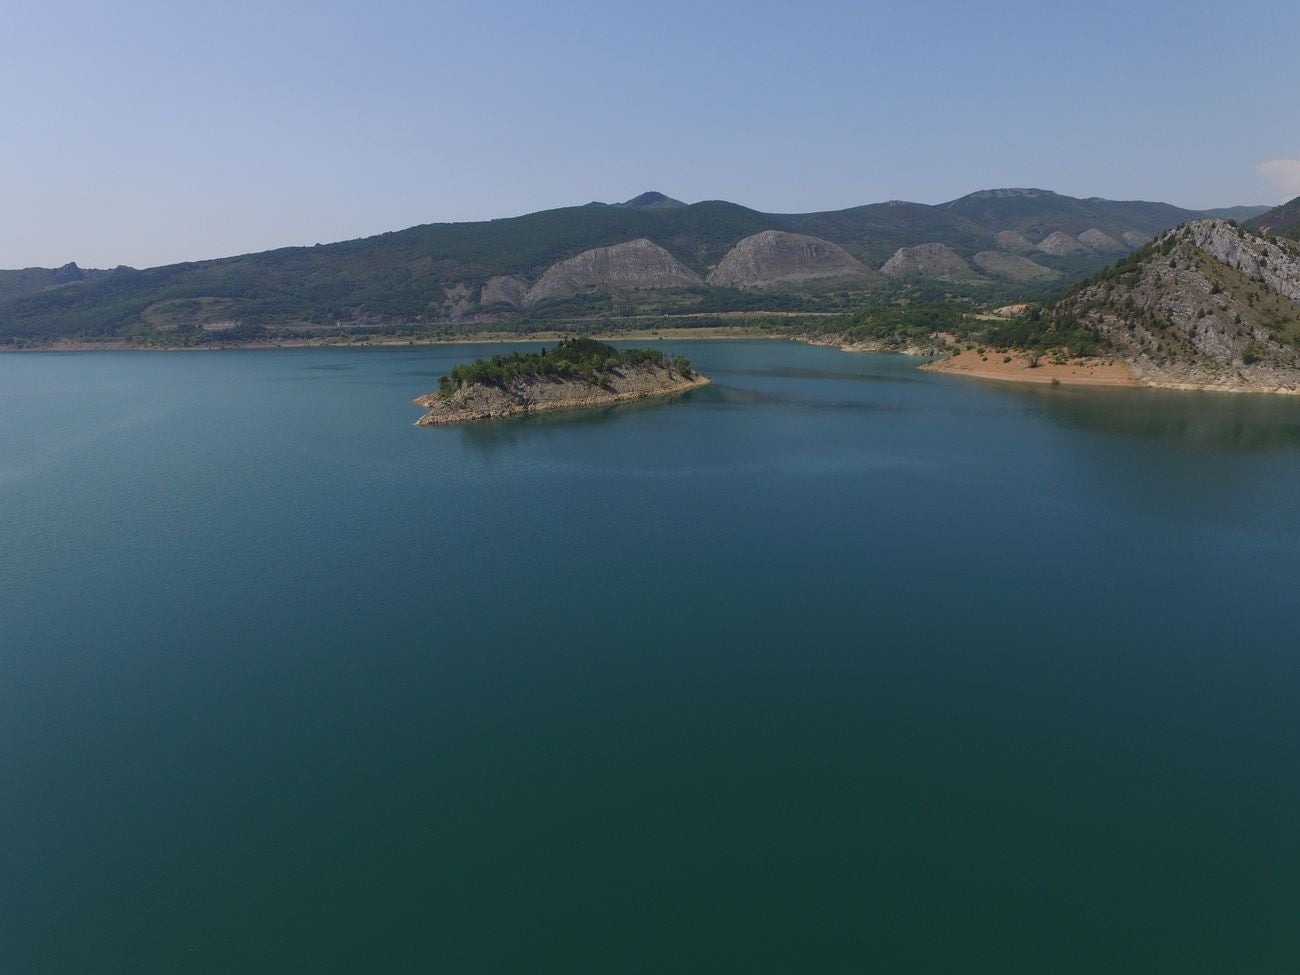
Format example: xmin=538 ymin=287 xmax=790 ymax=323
xmin=413 ymin=337 xmax=708 ymax=425
xmin=921 ymin=214 xmax=1300 ymax=394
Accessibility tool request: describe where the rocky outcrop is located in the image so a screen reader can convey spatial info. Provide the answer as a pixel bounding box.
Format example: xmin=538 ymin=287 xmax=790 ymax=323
xmin=1036 ymin=231 xmax=1087 ymax=256
xmin=1122 ymin=230 xmax=1150 ymax=248
xmin=413 ymin=364 xmax=709 ymax=424
xmin=440 ymin=283 xmax=474 ymax=321
xmin=972 ymin=251 xmax=1060 ymax=283
xmin=706 ymin=231 xmax=868 ymax=289
xmin=1182 ymin=219 xmax=1300 ymax=301
xmin=523 ymin=239 xmax=700 ymax=306
xmin=994 ymin=230 xmax=1036 ymax=253
xmin=480 ymin=275 xmax=528 ymax=307
xmin=1053 ymin=219 xmax=1300 ymax=391
xmin=49 ymin=262 xmax=86 ymax=284
xmin=1078 ymin=228 xmax=1125 ymax=252
xmin=880 ymin=242 xmax=974 ymax=279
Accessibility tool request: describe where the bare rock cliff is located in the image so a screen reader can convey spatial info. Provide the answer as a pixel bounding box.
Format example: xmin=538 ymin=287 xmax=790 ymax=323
xmin=881 ymin=242 xmax=974 ymax=279
xmin=1056 ymin=219 xmax=1300 ymax=390
xmin=706 ymin=230 xmax=867 ymax=289
xmin=523 ymin=239 xmax=701 ymax=306
xmin=1182 ymin=219 xmax=1300 ymax=302
xmin=1036 ymin=231 xmax=1087 ymax=256
xmin=481 ymin=275 xmax=528 ymax=307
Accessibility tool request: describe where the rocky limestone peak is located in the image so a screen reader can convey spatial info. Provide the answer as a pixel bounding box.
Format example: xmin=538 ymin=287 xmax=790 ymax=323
xmin=480 ymin=275 xmax=528 ymax=308
xmin=1053 ymin=218 xmax=1300 ymax=389
xmin=50 ymin=261 xmax=85 ymax=283
xmin=1175 ymin=219 xmax=1300 ymax=302
xmin=523 ymin=238 xmax=700 ymax=306
xmin=706 ymin=231 xmax=867 ymax=289
xmin=1036 ymin=231 xmax=1087 ymax=256
xmin=880 ymin=242 xmax=974 ymax=279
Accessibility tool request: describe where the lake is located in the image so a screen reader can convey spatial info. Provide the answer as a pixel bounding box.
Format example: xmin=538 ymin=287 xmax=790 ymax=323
xmin=2 ymin=340 xmax=1298 ymax=973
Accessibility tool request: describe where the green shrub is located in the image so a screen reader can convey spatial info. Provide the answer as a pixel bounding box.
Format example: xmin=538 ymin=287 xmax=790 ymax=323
xmin=442 ymin=337 xmax=689 ymax=390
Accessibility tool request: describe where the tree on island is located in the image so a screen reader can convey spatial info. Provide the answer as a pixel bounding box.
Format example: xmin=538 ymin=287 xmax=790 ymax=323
xmin=436 ymin=338 xmax=693 ymax=397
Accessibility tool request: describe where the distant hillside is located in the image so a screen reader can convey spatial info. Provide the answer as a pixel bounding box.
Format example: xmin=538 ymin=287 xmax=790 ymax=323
xmin=1249 ymin=196 xmax=1300 ymax=240
xmin=1200 ymin=204 xmax=1272 ymax=222
xmin=0 ymin=262 xmax=128 ymax=303
xmin=0 ymin=189 xmax=1264 ymax=346
xmin=940 ymin=188 xmax=1198 ymax=240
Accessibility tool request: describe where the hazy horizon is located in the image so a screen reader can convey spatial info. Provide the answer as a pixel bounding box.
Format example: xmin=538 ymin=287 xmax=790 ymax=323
xmin=4 ymin=0 xmax=1298 ymax=269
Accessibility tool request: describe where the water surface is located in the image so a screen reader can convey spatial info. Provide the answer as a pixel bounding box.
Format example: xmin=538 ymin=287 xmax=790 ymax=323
xmin=2 ymin=342 xmax=1298 ymax=973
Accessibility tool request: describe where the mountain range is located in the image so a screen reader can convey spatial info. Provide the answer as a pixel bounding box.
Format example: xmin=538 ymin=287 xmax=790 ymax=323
xmin=0 ymin=188 xmax=1277 ymax=345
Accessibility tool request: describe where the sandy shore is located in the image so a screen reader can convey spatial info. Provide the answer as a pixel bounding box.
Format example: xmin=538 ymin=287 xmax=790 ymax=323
xmin=797 ymin=335 xmax=937 ymax=356
xmin=921 ymin=350 xmax=1141 ymax=387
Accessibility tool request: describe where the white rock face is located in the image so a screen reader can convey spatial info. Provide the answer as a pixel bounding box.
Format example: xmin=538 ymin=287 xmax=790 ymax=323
xmin=1078 ymin=228 xmax=1126 ymax=252
xmin=1036 ymin=231 xmax=1087 ymax=256
xmin=994 ymin=230 xmax=1036 ymax=253
xmin=880 ymin=242 xmax=973 ymax=279
xmin=523 ymin=239 xmax=701 ymax=305
xmin=441 ymin=282 xmax=474 ymax=321
xmin=481 ymin=275 xmax=528 ymax=307
xmin=706 ymin=231 xmax=867 ymax=289
xmin=1182 ymin=219 xmax=1300 ymax=302
xmin=1122 ymin=230 xmax=1150 ymax=248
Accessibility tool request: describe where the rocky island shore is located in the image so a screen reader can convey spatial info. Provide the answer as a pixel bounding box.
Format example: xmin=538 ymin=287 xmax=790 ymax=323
xmin=413 ymin=338 xmax=708 ymax=425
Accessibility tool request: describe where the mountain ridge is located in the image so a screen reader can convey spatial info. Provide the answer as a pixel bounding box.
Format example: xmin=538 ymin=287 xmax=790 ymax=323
xmin=0 ymin=190 xmax=1272 ymax=345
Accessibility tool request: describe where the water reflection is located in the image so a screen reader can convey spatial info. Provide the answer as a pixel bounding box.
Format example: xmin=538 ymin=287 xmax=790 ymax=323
xmin=707 ymin=364 xmax=926 ymax=384
xmin=450 ymin=387 xmax=709 ymax=452
xmin=1006 ymin=384 xmax=1300 ymax=452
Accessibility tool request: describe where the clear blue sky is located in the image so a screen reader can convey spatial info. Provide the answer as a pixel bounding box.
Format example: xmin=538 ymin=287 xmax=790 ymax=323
xmin=4 ymin=0 xmax=1298 ymax=269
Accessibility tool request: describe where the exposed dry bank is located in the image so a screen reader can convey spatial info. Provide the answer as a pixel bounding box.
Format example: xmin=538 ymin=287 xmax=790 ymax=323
xmin=922 ymin=349 xmax=1140 ymax=387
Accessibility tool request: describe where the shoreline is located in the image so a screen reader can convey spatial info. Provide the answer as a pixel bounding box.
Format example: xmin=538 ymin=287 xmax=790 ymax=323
xmin=10 ymin=331 xmax=1300 ymax=396
xmin=921 ymin=350 xmax=1141 ymax=387
xmin=921 ymin=349 xmax=1300 ymax=395
xmin=796 ymin=334 xmax=937 ymax=356
xmin=414 ymin=373 xmax=710 ymax=425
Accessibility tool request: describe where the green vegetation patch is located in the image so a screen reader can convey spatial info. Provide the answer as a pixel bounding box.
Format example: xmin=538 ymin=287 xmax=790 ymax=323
xmin=437 ymin=337 xmax=692 ymax=396
xmin=795 ymin=300 xmax=971 ymax=347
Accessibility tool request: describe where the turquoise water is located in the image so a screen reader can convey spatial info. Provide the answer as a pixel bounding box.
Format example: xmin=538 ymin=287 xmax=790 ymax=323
xmin=2 ymin=341 xmax=1298 ymax=973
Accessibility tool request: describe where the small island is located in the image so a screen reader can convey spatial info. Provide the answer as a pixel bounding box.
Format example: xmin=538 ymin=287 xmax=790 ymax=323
xmin=413 ymin=337 xmax=709 ymax=425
